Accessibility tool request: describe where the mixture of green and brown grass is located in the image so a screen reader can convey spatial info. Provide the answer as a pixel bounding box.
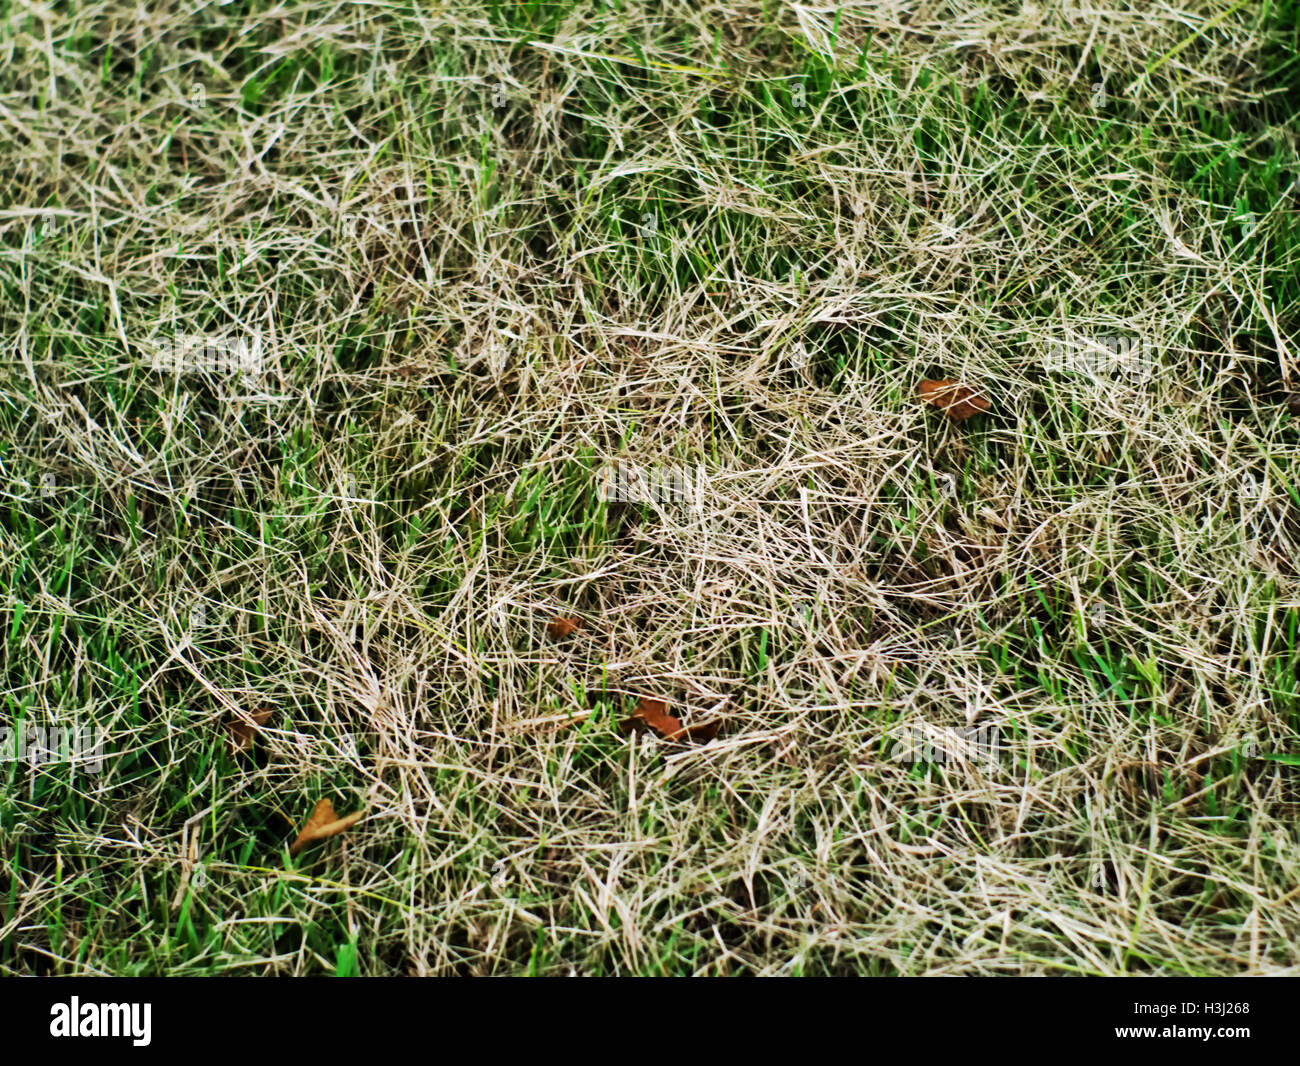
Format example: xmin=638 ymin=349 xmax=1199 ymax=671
xmin=2 ymin=0 xmax=1299 ymax=975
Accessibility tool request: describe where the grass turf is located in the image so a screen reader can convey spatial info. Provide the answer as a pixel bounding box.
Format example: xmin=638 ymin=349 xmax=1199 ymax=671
xmin=1 ymin=0 xmax=1299 ymax=974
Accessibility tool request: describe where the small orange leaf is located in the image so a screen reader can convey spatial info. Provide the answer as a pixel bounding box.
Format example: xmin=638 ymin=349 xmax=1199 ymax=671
xmin=546 ymin=616 xmax=581 ymax=638
xmin=228 ymin=707 xmax=273 ymax=752
xmin=289 ymin=798 xmax=365 ymax=856
xmin=624 ymin=697 xmax=719 ymax=743
xmin=918 ymin=379 xmax=991 ymax=421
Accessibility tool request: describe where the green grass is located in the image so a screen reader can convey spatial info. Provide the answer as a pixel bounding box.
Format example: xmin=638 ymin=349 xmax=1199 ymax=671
xmin=1 ymin=0 xmax=1299 ymax=975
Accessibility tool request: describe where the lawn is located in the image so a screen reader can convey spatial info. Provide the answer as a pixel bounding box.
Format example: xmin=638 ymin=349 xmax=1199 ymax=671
xmin=1 ymin=0 xmax=1299 ymax=975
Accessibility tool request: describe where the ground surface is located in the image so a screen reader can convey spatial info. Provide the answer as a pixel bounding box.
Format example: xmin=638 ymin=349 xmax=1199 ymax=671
xmin=2 ymin=0 xmax=1299 ymax=975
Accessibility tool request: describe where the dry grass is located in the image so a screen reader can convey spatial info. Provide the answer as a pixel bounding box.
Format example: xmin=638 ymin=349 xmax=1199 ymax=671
xmin=1 ymin=0 xmax=1299 ymax=974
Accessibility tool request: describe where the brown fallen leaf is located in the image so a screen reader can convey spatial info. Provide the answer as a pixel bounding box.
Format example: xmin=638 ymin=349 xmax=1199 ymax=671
xmin=623 ymin=696 xmax=720 ymax=743
xmin=289 ymin=798 xmax=366 ymax=856
xmin=228 ymin=707 xmax=273 ymax=753
xmin=918 ymin=379 xmax=991 ymax=421
xmin=546 ymin=616 xmax=582 ymax=638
